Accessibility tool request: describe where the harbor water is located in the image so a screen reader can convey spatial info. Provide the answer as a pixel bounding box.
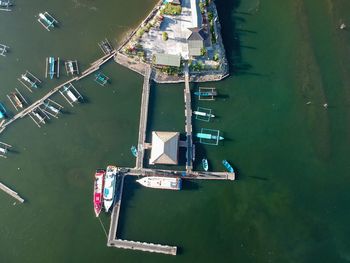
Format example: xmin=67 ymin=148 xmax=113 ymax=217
xmin=1 ymin=0 xmax=350 ymax=262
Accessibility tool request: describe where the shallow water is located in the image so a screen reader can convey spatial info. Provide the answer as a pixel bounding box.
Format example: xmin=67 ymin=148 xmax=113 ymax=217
xmin=1 ymin=0 xmax=350 ymax=262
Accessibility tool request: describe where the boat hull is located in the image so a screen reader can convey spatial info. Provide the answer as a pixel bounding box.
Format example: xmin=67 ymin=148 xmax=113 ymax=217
xmin=93 ymin=169 xmax=105 ymax=217
xmin=103 ymin=165 xmax=118 ymax=212
xmin=137 ymin=176 xmax=181 ymax=190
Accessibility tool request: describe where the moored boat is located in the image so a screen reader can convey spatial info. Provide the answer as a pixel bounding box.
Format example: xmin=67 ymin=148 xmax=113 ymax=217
xmin=49 ymin=57 xmax=55 ymax=79
xmin=93 ymin=169 xmax=105 ymax=217
xmin=0 ymin=103 xmax=7 ymax=119
xmin=194 ymin=91 xmax=217 ymax=97
xmin=222 ymin=160 xmax=234 ymax=173
xmin=202 ymin=158 xmax=208 ymax=171
xmin=196 ymin=132 xmax=224 ymax=141
xmin=12 ymin=93 xmax=23 ymax=108
xmin=193 ymin=111 xmax=215 ymax=118
xmin=21 ymin=74 xmax=37 ymax=88
xmin=131 ymin=145 xmax=138 ymax=157
xmin=136 ymin=176 xmax=181 ymax=191
xmin=103 ymin=165 xmax=118 ymax=212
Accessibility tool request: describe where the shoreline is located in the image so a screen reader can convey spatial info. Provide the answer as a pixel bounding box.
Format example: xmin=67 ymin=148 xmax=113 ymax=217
xmin=115 ymin=0 xmax=229 ymax=83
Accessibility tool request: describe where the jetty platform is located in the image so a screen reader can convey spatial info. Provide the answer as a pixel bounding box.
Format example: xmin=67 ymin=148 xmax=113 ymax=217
xmin=107 ymin=174 xmax=177 ymax=255
xmin=184 ymin=64 xmax=194 ymax=173
xmin=0 ymin=182 xmax=24 ymax=203
xmin=135 ymin=65 xmax=152 ymax=169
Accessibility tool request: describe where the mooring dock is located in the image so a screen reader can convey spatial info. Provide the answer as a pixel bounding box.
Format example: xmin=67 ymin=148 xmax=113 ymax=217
xmin=107 ymin=174 xmax=177 ymax=255
xmin=184 ymin=64 xmax=194 ymax=173
xmin=0 ymin=182 xmax=24 ymax=203
xmin=135 ymin=65 xmax=152 ymax=169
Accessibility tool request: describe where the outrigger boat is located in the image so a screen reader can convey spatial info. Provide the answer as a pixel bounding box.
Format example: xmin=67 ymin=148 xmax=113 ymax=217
xmin=94 ymin=72 xmax=109 ymax=86
xmin=202 ymin=158 xmax=209 ymax=171
xmin=0 ymin=103 xmax=7 ymax=119
xmin=196 ymin=132 xmax=224 ymax=141
xmin=103 ymin=165 xmax=117 ymax=212
xmin=44 ymin=102 xmax=60 ymax=114
xmin=0 ymin=1 xmax=12 ymax=11
xmin=48 ymin=57 xmax=55 ymax=79
xmin=21 ymin=74 xmax=37 ymax=89
xmin=193 ymin=111 xmax=215 ymax=118
xmin=131 ymin=145 xmax=138 ymax=157
xmin=38 ymin=12 xmax=58 ymax=31
xmin=11 ymin=93 xmax=23 ymax=109
xmin=93 ymin=169 xmax=105 ymax=217
xmin=222 ymin=160 xmax=234 ymax=173
xmin=194 ymin=90 xmax=217 ymax=97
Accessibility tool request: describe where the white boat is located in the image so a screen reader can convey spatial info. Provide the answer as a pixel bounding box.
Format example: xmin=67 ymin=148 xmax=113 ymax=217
xmin=103 ymin=165 xmax=117 ymax=212
xmin=136 ymin=176 xmax=181 ymax=191
xmin=193 ymin=111 xmax=215 ymax=118
xmin=64 ymin=87 xmax=78 ymax=102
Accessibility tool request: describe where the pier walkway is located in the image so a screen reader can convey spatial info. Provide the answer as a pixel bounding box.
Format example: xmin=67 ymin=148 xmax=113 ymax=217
xmin=107 ymin=174 xmax=177 ymax=255
xmin=184 ymin=64 xmax=193 ymax=173
xmin=0 ymin=182 xmax=24 ymax=203
xmin=0 ymin=51 xmax=116 ymax=135
xmin=135 ymin=65 xmax=152 ymax=169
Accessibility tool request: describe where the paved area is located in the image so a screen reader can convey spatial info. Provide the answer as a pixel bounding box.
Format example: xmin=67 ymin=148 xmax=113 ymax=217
xmin=141 ymin=0 xmax=194 ymax=60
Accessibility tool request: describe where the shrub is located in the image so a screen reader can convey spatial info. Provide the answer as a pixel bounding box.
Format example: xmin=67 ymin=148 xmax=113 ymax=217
xmin=200 ymin=47 xmax=207 ymax=56
xmin=162 ymin=32 xmax=168 ymax=41
xmin=160 ymin=3 xmax=182 ymax=16
xmin=199 ymin=2 xmax=206 ymax=14
xmin=136 ymin=28 xmax=145 ymax=37
xmin=213 ymin=52 xmax=219 ymax=61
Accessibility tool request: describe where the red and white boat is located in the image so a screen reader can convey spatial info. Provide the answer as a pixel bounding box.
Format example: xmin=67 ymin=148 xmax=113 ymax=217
xmin=93 ymin=169 xmax=105 ymax=217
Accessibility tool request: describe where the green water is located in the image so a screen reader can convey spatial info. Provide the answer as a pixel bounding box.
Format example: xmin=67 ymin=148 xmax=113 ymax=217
xmin=1 ymin=0 xmax=350 ymax=262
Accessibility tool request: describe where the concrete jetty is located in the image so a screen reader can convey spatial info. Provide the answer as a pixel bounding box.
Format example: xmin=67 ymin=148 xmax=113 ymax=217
xmin=0 ymin=182 xmax=24 ymax=203
xmin=107 ymin=174 xmax=177 ymax=255
xmin=135 ymin=65 xmax=152 ymax=169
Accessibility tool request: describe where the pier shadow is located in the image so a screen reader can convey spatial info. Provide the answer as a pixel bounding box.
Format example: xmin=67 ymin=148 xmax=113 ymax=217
xmin=181 ymin=180 xmax=200 ymax=191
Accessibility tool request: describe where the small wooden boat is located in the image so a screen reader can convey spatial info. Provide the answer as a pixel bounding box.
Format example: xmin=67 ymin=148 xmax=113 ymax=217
xmin=0 ymin=103 xmax=7 ymax=119
xmin=131 ymin=145 xmax=138 ymax=157
xmin=222 ymin=160 xmax=234 ymax=173
xmin=12 ymin=93 xmax=23 ymax=109
xmin=202 ymin=158 xmax=209 ymax=171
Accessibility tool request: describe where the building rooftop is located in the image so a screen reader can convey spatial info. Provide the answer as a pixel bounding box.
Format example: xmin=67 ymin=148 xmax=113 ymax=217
xmin=190 ymin=0 xmax=202 ymax=29
xmin=167 ymin=0 xmax=181 ymax=4
xmin=149 ymin=131 xmax=179 ymax=165
xmin=187 ymin=28 xmax=205 ymax=56
xmin=154 ymin=53 xmax=181 ymax=67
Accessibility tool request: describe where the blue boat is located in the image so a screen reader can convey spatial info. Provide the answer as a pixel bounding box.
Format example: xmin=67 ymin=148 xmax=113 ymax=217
xmin=222 ymin=160 xmax=234 ymax=173
xmin=0 ymin=103 xmax=7 ymax=119
xmin=202 ymin=158 xmax=208 ymax=171
xmin=194 ymin=91 xmax=217 ymax=97
xmin=94 ymin=72 xmax=109 ymax=86
xmin=131 ymin=145 xmax=138 ymax=157
xmin=196 ymin=132 xmax=224 ymax=141
xmin=49 ymin=57 xmax=55 ymax=79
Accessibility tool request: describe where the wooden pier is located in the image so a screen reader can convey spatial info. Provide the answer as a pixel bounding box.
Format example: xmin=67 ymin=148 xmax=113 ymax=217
xmin=0 ymin=182 xmax=24 ymax=203
xmin=184 ymin=64 xmax=194 ymax=173
xmin=0 ymin=50 xmax=116 ymax=135
xmin=107 ymin=174 xmax=177 ymax=255
xmin=135 ymin=65 xmax=152 ymax=169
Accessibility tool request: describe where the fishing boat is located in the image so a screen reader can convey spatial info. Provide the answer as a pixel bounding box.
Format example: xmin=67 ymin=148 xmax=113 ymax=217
xmin=202 ymin=158 xmax=208 ymax=171
xmin=222 ymin=160 xmax=234 ymax=173
xmin=0 ymin=103 xmax=6 ymax=119
xmin=93 ymin=169 xmax=105 ymax=217
xmin=196 ymin=132 xmax=224 ymax=141
xmin=136 ymin=176 xmax=182 ymax=191
xmin=103 ymin=165 xmax=118 ymax=212
xmin=0 ymin=1 xmax=12 ymax=8
xmin=49 ymin=57 xmax=55 ymax=79
xmin=194 ymin=91 xmax=217 ymax=97
xmin=34 ymin=111 xmax=45 ymax=124
xmin=44 ymin=102 xmax=60 ymax=114
xmin=67 ymin=61 xmax=74 ymax=74
xmin=193 ymin=111 xmax=215 ymax=118
xmin=12 ymin=93 xmax=23 ymax=109
xmin=63 ymin=86 xmax=78 ymax=102
xmin=131 ymin=145 xmax=138 ymax=157
xmin=39 ymin=13 xmax=54 ymax=28
xmin=21 ymin=74 xmax=37 ymax=89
